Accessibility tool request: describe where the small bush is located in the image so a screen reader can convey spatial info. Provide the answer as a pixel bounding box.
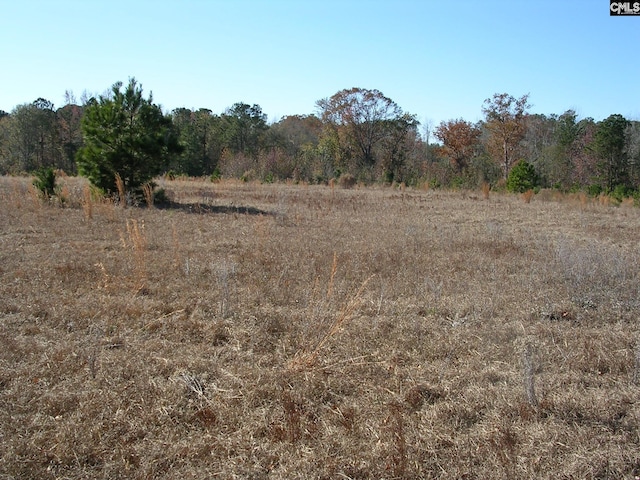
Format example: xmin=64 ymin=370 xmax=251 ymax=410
xmin=450 ymin=176 xmax=465 ymax=190
xmin=32 ymin=167 xmax=57 ymax=199
xmin=210 ymin=168 xmax=221 ymax=182
xmin=263 ymin=172 xmax=274 ymax=184
xmin=153 ymin=188 xmax=170 ymax=206
xmin=586 ymin=184 xmax=602 ymax=197
xmin=506 ymin=160 xmax=538 ymax=193
xmin=610 ymin=184 xmax=632 ymax=203
xmin=481 ymin=182 xmax=491 ymax=199
xmin=315 ymin=174 xmax=328 ymax=185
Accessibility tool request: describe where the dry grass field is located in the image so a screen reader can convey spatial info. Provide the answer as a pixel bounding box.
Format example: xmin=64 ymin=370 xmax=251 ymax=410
xmin=1 ymin=175 xmax=639 ymax=479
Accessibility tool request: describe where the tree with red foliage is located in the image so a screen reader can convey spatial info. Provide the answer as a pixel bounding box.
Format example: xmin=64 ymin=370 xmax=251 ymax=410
xmin=434 ymin=119 xmax=481 ymax=172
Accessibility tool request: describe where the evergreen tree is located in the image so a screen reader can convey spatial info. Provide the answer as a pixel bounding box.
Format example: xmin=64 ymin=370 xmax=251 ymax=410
xmin=506 ymin=159 xmax=538 ymax=193
xmin=591 ymin=114 xmax=630 ymax=191
xmin=221 ymin=102 xmax=268 ymax=156
xmin=76 ymin=78 xmax=181 ymax=197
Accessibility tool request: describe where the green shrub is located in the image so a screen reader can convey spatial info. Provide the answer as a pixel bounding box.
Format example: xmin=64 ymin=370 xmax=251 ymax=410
xmin=586 ymin=184 xmax=602 ymax=197
xmin=610 ymin=184 xmax=632 ymax=202
xmin=32 ymin=167 xmax=57 ymax=199
xmin=314 ymin=173 xmax=327 ymax=185
xmin=450 ymin=176 xmax=465 ymax=190
xmin=263 ymin=172 xmax=274 ymax=184
xmin=153 ymin=188 xmax=170 ymax=206
xmin=506 ymin=160 xmax=538 ymax=193
xmin=210 ymin=168 xmax=221 ymax=182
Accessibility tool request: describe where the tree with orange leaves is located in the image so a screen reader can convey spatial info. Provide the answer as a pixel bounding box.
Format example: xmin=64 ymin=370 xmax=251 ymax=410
xmin=434 ymin=119 xmax=481 ymax=172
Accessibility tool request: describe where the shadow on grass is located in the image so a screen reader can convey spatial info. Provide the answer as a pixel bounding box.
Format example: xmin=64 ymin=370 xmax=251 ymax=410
xmin=157 ymin=201 xmax=274 ymax=216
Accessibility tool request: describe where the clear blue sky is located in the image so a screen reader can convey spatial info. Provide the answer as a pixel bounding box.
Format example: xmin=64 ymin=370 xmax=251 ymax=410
xmin=2 ymin=0 xmax=639 ymax=128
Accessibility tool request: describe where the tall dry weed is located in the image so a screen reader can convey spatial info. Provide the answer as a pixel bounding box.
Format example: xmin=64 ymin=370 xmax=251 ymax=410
xmin=215 ymin=259 xmax=237 ymax=318
xmin=633 ymin=340 xmax=640 ymax=386
xmin=58 ymin=183 xmax=70 ymax=205
xmin=171 ymin=222 xmax=182 ymax=271
xmin=522 ymin=342 xmax=538 ymax=407
xmin=326 ymin=251 xmax=338 ymax=299
xmin=4 ymin=181 xmax=22 ymax=210
xmin=115 ymin=173 xmax=126 ymax=206
xmin=385 ymin=402 xmax=407 ymax=478
xmin=481 ymin=181 xmax=491 ymax=200
xmin=121 ymin=218 xmax=148 ymax=291
xmin=94 ymin=261 xmax=111 ymax=291
xmin=288 ymin=271 xmax=373 ymax=372
xmin=27 ymin=183 xmax=42 ymax=208
xmin=621 ymin=196 xmax=635 ymax=208
xmin=82 ymin=184 xmax=93 ymax=220
xmin=598 ymin=193 xmax=611 ymax=207
xmin=142 ymin=183 xmax=154 ymax=208
xmin=0 ymin=179 xmax=32 ymax=210
xmin=578 ymin=191 xmax=589 ymax=209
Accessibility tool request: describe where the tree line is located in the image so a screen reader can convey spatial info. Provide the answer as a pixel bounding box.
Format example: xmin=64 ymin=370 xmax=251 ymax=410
xmin=1 ymin=78 xmax=639 ymax=199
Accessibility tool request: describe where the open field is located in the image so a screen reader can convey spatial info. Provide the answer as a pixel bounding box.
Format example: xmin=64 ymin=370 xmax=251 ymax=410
xmin=1 ymin=176 xmax=639 ymax=479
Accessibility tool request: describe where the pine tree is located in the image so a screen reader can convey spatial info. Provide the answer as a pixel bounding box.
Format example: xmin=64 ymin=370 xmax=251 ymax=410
xmin=76 ymin=78 xmax=181 ymax=199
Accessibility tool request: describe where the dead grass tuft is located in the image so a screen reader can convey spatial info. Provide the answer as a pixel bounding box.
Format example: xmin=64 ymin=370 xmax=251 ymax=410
xmin=521 ymin=188 xmax=535 ymax=203
xmin=287 ymin=271 xmax=374 ymax=372
xmin=142 ymin=182 xmax=154 ymax=208
xmin=120 ymin=218 xmax=148 ymax=291
xmin=481 ymin=181 xmax=491 ymax=199
xmin=82 ymin=183 xmax=93 ymax=220
xmin=115 ymin=172 xmax=126 ymax=206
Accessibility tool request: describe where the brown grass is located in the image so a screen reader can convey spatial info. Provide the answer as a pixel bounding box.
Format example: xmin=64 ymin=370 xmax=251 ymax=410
xmin=481 ymin=181 xmax=491 ymax=200
xmin=142 ymin=183 xmax=154 ymax=208
xmin=1 ymin=176 xmax=640 ymax=479
xmin=522 ymin=189 xmax=535 ymax=203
